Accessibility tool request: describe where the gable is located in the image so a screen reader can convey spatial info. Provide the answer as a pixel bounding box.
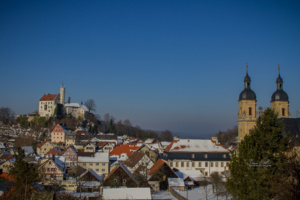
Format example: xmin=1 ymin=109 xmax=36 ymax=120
xmin=40 ymin=94 xmax=58 ymax=101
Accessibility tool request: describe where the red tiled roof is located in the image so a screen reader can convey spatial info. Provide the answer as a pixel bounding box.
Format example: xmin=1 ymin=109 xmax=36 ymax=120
xmin=0 ymin=173 xmax=14 ymax=181
xmin=40 ymin=94 xmax=58 ymax=101
xmin=109 ymin=144 xmax=140 ymax=157
xmin=164 ymin=141 xmax=176 ymax=152
xmin=45 ymin=148 xmax=62 ymax=157
xmin=37 ymin=141 xmax=48 ymax=148
xmin=149 ymin=159 xmax=165 ymax=175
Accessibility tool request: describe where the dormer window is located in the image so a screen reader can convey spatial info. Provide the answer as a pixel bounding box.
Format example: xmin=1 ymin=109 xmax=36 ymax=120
xmin=223 ymin=154 xmax=227 ymax=158
xmin=204 ymin=154 xmax=208 ymax=158
xmin=191 ymin=154 xmax=195 ymax=159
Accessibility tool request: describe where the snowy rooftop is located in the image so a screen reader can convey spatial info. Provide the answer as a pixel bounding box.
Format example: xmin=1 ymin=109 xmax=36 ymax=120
xmin=78 ymin=152 xmax=109 ymax=163
xmin=65 ymin=103 xmax=81 ymax=108
xmin=166 ymin=139 xmax=228 ymax=153
xmin=168 ymin=178 xmax=185 ymax=187
xmin=175 ymin=170 xmax=205 ymax=181
xmin=21 ymin=146 xmax=34 ymax=155
xmin=102 ymin=188 xmax=151 ymax=200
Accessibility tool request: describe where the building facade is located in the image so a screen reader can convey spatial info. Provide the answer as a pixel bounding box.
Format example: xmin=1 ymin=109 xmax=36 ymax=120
xmin=238 ymin=65 xmax=290 ymax=141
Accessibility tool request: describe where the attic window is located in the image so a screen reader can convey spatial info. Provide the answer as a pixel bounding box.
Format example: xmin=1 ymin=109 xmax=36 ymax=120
xmin=223 ymin=154 xmax=227 ymax=158
xmin=204 ymin=154 xmax=208 ymax=158
xmin=191 ymin=154 xmax=195 ymax=158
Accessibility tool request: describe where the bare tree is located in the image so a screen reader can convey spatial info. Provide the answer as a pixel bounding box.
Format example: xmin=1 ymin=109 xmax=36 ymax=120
xmin=202 ymin=180 xmax=209 ymax=200
xmin=0 ymin=107 xmax=15 ymax=124
xmin=160 ymin=130 xmax=173 ymax=141
xmin=84 ymin=99 xmax=96 ymax=113
xmin=210 ymin=172 xmax=224 ymax=200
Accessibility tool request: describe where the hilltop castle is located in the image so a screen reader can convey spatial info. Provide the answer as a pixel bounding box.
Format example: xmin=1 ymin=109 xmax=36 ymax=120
xmin=238 ymin=64 xmax=290 ymax=141
xmin=38 ymin=83 xmax=88 ymax=119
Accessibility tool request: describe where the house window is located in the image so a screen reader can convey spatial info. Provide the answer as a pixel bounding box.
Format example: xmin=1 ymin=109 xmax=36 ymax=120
xmin=96 ymin=163 xmax=99 ymax=166
xmin=199 ymin=162 xmax=201 ymax=167
xmin=192 ymin=162 xmax=195 ymax=167
xmin=249 ymin=107 xmax=252 ymax=116
xmin=102 ymin=163 xmax=105 ymax=166
xmin=205 ymin=172 xmax=208 ymax=176
xmin=282 ymin=108 xmax=285 ymax=116
xmin=175 ymin=162 xmax=178 ymax=167
xmin=102 ymin=169 xmax=105 ymax=172
xmin=215 ymin=162 xmax=219 ymax=167
xmin=89 ymin=163 xmax=93 ymax=166
xmin=191 ymin=154 xmax=195 ymax=158
xmin=223 ymin=154 xmax=227 ymax=158
xmin=181 ymin=162 xmax=184 ymax=167
xmin=83 ymin=163 xmax=86 ymax=166
xmin=204 ymin=154 xmax=208 ymax=158
xmin=221 ymin=162 xmax=224 ymax=167
xmin=170 ymin=162 xmax=173 ymax=167
xmin=96 ymin=169 xmax=99 ymax=172
xmin=211 ymin=162 xmax=214 ymax=167
xmin=205 ymin=162 xmax=208 ymax=167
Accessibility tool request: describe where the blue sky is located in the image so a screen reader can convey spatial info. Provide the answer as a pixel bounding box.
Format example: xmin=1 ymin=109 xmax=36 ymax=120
xmin=1 ymin=0 xmax=300 ymax=138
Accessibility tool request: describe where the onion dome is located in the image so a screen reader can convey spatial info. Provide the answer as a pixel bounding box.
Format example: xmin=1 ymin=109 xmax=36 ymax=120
xmin=239 ymin=65 xmax=256 ymax=100
xmin=271 ymin=66 xmax=288 ymax=101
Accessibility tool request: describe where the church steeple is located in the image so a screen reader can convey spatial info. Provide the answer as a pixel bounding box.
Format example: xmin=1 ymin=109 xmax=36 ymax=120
xmin=271 ymin=65 xmax=289 ymax=118
xmin=238 ymin=63 xmax=257 ymax=141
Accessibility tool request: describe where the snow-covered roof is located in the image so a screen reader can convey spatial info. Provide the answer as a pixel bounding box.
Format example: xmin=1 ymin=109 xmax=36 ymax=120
xmin=54 ymin=156 xmax=65 ymax=169
xmin=21 ymin=146 xmax=34 ymax=155
xmin=65 ymin=103 xmax=80 ymax=108
xmin=81 ymin=105 xmax=88 ymax=112
xmin=78 ymin=152 xmax=109 ymax=163
xmin=168 ymin=178 xmax=185 ymax=187
xmin=165 ymin=139 xmax=229 ymax=153
xmin=102 ymin=188 xmax=151 ymax=200
xmin=175 ymin=170 xmax=205 ymax=182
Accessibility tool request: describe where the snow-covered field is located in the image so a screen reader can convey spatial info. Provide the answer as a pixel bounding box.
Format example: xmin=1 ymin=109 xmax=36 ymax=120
xmin=152 ymin=184 xmax=231 ymax=200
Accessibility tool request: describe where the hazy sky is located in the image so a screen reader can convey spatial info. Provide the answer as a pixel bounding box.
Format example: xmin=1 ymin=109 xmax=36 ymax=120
xmin=1 ymin=0 xmax=300 ymax=138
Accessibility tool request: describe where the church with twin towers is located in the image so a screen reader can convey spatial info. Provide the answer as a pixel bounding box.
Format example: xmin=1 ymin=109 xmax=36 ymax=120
xmin=238 ymin=64 xmax=289 ymax=141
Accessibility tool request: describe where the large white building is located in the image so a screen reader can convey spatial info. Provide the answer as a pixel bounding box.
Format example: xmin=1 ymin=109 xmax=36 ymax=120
xmin=163 ymin=137 xmax=230 ymax=177
xmin=38 ymin=94 xmax=60 ymax=117
xmin=64 ymin=103 xmax=88 ymax=119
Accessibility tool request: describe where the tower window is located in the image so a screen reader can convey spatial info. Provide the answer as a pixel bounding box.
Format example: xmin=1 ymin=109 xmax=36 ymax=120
xmin=282 ymin=108 xmax=285 ymax=116
xmin=249 ymin=107 xmax=252 ymax=116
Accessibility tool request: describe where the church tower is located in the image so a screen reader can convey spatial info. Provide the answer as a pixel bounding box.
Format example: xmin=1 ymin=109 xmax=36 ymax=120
xmin=238 ymin=64 xmax=257 ymax=141
xmin=60 ymin=82 xmax=65 ymax=105
xmin=271 ymin=66 xmax=289 ymax=118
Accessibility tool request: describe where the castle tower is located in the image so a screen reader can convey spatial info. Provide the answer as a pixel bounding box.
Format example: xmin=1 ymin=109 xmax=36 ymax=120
xmin=271 ymin=66 xmax=289 ymax=118
xmin=238 ymin=64 xmax=257 ymax=141
xmin=60 ymin=82 xmax=65 ymax=105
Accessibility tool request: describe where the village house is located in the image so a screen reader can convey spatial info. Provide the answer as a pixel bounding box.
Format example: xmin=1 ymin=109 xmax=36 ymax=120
xmin=147 ymin=159 xmax=178 ymax=191
xmin=44 ymin=147 xmax=62 ymax=159
xmin=102 ymin=163 xmax=139 ymax=188
xmin=51 ymin=124 xmax=71 ymax=144
xmin=124 ymin=151 xmax=154 ymax=174
xmin=62 ymin=146 xmax=78 ymax=167
xmin=77 ymin=152 xmax=109 ymax=175
xmin=77 ymin=168 xmax=104 ymax=193
xmin=39 ymin=158 xmax=65 ymax=182
xmin=163 ymin=137 xmax=231 ymax=176
xmin=83 ymin=141 xmax=97 ymax=153
xmin=36 ymin=141 xmax=54 ymax=156
xmin=65 ymin=132 xmax=76 ymax=147
xmin=96 ymin=141 xmax=116 ymax=153
xmin=109 ymin=144 xmax=141 ymax=161
xmin=0 ymin=158 xmax=14 ymax=173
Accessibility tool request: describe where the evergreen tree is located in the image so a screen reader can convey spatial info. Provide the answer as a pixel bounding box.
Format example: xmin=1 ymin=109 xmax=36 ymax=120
xmin=226 ymin=108 xmax=291 ymax=200
xmin=9 ymin=147 xmax=41 ymax=199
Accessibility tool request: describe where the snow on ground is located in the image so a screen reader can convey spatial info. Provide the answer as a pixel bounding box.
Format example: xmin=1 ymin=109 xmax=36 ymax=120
xmin=152 ymin=184 xmax=231 ymax=200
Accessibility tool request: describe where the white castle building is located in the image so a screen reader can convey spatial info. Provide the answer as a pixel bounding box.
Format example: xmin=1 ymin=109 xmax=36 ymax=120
xmin=38 ymin=83 xmax=88 ymax=119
